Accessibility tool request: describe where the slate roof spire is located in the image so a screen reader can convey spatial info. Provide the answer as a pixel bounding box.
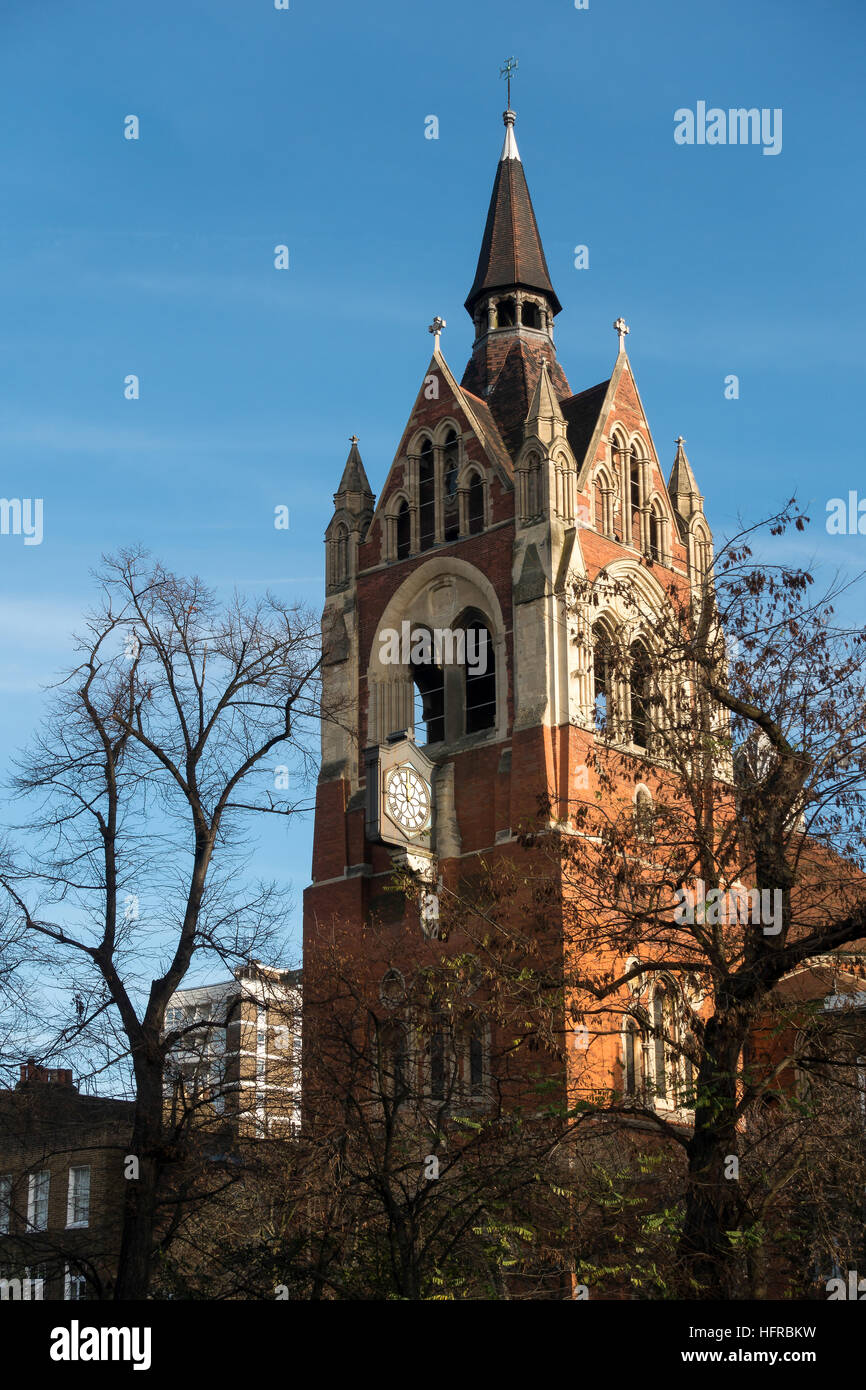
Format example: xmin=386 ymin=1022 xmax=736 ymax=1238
xmin=668 ymin=435 xmax=704 ymax=524
xmin=464 ymin=108 xmax=562 ymax=318
xmin=335 ymin=435 xmax=374 ymax=504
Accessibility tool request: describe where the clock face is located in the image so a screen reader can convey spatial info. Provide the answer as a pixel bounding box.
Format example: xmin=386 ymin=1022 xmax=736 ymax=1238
xmin=384 ymin=764 xmax=431 ymax=835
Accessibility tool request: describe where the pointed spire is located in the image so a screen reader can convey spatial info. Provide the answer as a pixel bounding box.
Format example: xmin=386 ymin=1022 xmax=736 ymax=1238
xmin=668 ymin=436 xmax=703 ymax=521
xmin=335 ymin=435 xmax=373 ymax=502
xmin=524 ymin=359 xmax=565 ymax=445
xmin=464 ymin=108 xmax=561 ymax=317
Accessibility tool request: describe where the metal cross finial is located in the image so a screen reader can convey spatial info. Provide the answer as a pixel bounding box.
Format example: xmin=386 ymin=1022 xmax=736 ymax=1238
xmin=428 ymin=316 xmax=446 ymax=349
xmin=675 ymin=435 xmax=686 ymax=448
xmin=500 ymin=56 xmax=518 ymax=109
xmin=349 ymin=434 xmax=359 ymax=445
xmin=614 ymin=317 xmax=630 ymax=352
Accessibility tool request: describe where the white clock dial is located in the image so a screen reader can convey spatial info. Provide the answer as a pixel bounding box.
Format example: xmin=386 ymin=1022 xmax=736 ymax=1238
xmin=384 ymin=765 xmax=431 ymax=835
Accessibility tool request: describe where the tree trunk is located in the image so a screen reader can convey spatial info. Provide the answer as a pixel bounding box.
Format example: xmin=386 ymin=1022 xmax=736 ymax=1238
xmin=114 ymin=1067 xmax=164 ymax=1300
xmin=679 ymin=1009 xmax=747 ymax=1297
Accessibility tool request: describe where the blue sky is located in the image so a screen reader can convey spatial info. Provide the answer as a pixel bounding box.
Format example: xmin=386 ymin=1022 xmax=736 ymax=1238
xmin=0 ymin=0 xmax=864 ymax=962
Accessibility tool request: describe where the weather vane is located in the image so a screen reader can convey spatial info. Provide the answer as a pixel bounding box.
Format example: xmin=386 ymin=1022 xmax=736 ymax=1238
xmin=500 ymin=56 xmax=518 ymax=109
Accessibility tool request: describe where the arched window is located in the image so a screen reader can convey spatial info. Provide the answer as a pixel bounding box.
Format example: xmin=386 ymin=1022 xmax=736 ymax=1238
xmin=443 ymin=432 xmax=460 ymax=542
xmin=648 ymin=981 xmax=693 ymax=1108
xmin=526 ymin=456 xmax=541 ymax=518
xmin=496 ymin=297 xmax=516 ymax=328
xmin=592 ymin=622 xmax=614 ymax=732
xmin=522 ymin=300 xmax=541 ymax=329
xmin=630 ymin=447 xmax=642 ymax=547
xmin=634 ymin=787 xmax=655 ymax=840
xmin=468 ymin=471 xmax=485 ymax=535
xmin=419 ymin=438 xmax=435 ymax=551
xmin=379 ymin=1021 xmax=409 ymax=1104
xmin=610 ymin=437 xmax=624 ymax=540
xmin=649 ymin=505 xmax=662 ymax=562
xmin=692 ymin=527 xmax=711 ymax=584
xmin=333 ymin=523 xmax=348 ymax=585
xmin=594 ymin=472 xmax=606 ymax=536
xmin=396 ymin=500 xmax=411 ymax=560
xmin=411 ymin=626 xmax=444 ymax=745
xmin=379 ymin=969 xmax=406 ymax=1007
xmin=629 ymin=642 xmax=650 ymax=750
xmin=651 ymin=984 xmax=673 ymax=1102
xmin=428 ymin=1005 xmax=451 ymax=1101
xmin=463 ymin=615 xmax=496 ymax=734
xmin=624 ymin=1019 xmax=641 ymax=1099
xmin=594 ymin=468 xmax=614 ymax=538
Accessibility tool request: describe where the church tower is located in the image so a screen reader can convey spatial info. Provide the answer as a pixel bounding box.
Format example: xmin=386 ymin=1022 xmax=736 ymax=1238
xmin=303 ymin=104 xmax=713 ymax=1116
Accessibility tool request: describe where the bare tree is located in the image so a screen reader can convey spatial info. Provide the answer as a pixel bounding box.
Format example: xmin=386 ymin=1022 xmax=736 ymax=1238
xmin=0 ymin=549 xmax=323 ymax=1298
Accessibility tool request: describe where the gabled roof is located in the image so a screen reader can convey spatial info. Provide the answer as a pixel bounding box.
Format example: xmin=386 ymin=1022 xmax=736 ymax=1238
xmin=365 ymin=350 xmax=515 ymax=538
xmin=560 ymin=379 xmax=611 ymax=471
xmin=464 ymin=111 xmax=561 ymax=317
xmin=457 ymin=385 xmax=514 ymax=480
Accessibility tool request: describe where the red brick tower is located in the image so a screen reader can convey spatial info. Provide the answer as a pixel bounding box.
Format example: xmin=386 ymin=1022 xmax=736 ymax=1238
xmin=302 ymin=106 xmax=714 ymax=1114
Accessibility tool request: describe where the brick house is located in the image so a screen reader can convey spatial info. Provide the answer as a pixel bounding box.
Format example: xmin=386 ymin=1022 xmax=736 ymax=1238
xmin=164 ymin=961 xmax=302 ymax=1138
xmin=0 ymin=1063 xmax=133 ymax=1300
